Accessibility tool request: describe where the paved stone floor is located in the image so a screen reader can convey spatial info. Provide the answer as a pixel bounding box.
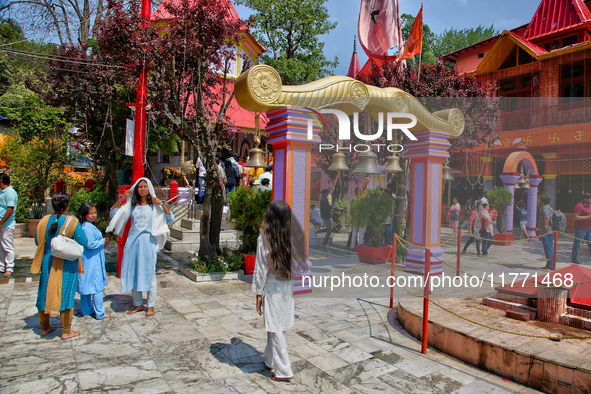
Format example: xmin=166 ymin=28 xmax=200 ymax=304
xmin=1 ymin=271 xmax=540 ymax=392
xmin=3 ymin=228 xmax=583 ymax=393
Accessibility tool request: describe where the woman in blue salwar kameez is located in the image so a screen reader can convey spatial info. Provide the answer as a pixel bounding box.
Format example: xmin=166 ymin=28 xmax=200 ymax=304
xmin=77 ymin=202 xmax=110 ymax=319
xmin=107 ymin=178 xmax=173 ymax=317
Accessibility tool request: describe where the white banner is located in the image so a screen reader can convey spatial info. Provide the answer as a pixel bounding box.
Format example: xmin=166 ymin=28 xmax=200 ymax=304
xmin=125 ymin=119 xmax=135 ymax=156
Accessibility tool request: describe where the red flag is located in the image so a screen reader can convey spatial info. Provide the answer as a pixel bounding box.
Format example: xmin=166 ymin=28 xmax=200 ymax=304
xmin=358 ymin=0 xmax=403 ymax=61
xmin=398 ymin=4 xmax=423 ymax=62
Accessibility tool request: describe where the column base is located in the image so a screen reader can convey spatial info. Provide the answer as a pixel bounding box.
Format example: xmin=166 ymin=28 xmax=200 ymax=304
xmin=526 ymin=227 xmax=539 ymax=242
xmin=405 ymin=246 xmax=444 ymax=275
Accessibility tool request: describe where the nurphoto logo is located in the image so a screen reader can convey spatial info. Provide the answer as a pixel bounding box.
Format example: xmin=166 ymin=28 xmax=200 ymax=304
xmin=307 ymin=109 xmax=418 ymax=152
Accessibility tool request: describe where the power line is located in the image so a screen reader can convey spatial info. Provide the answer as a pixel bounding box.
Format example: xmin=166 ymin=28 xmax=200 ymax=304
xmin=1 ymin=48 xmax=126 ymax=69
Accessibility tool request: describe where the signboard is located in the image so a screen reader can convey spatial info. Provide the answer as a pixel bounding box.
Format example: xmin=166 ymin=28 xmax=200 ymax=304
xmin=229 ymin=127 xmax=241 ymax=134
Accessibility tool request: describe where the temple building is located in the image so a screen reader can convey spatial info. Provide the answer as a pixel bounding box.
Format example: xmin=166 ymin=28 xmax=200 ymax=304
xmin=147 ymin=0 xmax=269 ymax=180
xmin=442 ymin=0 xmax=591 ymax=231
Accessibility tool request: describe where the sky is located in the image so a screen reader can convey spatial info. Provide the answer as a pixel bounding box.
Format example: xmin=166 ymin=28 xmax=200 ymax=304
xmin=233 ymin=0 xmax=541 ymax=76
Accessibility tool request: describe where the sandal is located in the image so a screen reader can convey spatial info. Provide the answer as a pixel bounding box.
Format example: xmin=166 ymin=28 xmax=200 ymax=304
xmin=270 ymin=373 xmax=292 ymax=381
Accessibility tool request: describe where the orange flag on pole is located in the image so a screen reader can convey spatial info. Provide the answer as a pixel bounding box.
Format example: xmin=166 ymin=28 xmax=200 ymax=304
xmin=397 ymin=4 xmax=423 ymax=62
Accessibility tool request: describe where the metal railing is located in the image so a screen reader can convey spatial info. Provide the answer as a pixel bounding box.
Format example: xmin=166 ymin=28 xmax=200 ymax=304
xmin=164 ymin=184 xmax=197 ymax=219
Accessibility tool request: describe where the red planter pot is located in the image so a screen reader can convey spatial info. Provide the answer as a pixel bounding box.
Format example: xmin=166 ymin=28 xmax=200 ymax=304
xmin=493 ymin=232 xmax=514 ymax=246
xmin=28 ymin=219 xmax=41 ymax=238
xmin=356 ymin=244 xmax=393 ymax=264
xmin=243 ymin=254 xmax=256 ymax=275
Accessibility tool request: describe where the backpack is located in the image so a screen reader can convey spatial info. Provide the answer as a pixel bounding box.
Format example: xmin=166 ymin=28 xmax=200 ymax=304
xmin=551 ymin=208 xmax=566 ymax=232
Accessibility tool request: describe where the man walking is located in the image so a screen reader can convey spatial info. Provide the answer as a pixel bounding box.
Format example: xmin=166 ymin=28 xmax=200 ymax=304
xmin=538 ymin=196 xmax=554 ymax=270
xmin=0 ymin=173 xmax=18 ymax=277
xmin=571 ymin=193 xmax=591 ymax=264
xmin=316 ymin=189 xmax=333 ymax=247
xmin=479 ymin=203 xmax=495 ymax=257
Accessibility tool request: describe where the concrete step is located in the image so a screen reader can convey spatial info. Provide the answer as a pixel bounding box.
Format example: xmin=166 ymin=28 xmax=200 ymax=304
xmin=181 ymin=219 xmax=201 ymax=231
xmin=164 ymin=230 xmax=241 ymax=252
xmin=170 ymin=227 xmax=200 ymax=241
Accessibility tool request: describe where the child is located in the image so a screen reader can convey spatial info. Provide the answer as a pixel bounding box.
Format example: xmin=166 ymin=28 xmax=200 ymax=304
xmin=252 ymin=200 xmax=307 ymax=381
xmin=489 ymin=204 xmax=499 ymax=234
xmin=517 ymin=203 xmax=530 ymax=240
xmin=77 ymin=202 xmax=110 ymax=319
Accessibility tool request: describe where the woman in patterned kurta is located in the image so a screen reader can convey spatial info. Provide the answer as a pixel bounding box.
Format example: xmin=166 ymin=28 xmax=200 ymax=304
xmin=35 ymin=193 xmax=87 ymax=339
xmin=252 ymin=200 xmax=307 ymax=381
xmin=108 ymin=178 xmax=173 ymax=317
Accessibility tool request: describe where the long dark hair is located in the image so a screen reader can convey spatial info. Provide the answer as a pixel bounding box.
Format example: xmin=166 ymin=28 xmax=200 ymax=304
xmin=131 ymin=180 xmax=152 ymax=208
xmin=261 ymin=200 xmax=307 ymax=280
xmin=50 ymin=192 xmax=70 ymax=234
xmin=76 ymin=202 xmax=95 ymax=224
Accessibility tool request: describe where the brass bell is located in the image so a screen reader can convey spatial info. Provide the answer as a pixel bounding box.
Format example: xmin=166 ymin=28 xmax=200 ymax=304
xmin=516 ymin=171 xmax=529 ymax=189
xmin=327 ymin=153 xmax=349 ymax=172
xmin=442 ymin=164 xmax=454 ymax=181
xmin=352 ymin=151 xmax=382 ymax=176
xmin=243 ymin=148 xmax=267 ymax=168
xmin=384 ymin=155 xmax=403 ymax=173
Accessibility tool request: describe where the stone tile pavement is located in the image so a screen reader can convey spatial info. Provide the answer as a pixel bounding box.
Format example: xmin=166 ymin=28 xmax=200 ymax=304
xmin=0 ymin=259 xmax=541 ymax=393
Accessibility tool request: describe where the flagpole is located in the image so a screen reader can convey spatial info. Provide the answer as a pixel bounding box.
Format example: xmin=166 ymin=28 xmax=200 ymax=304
xmin=417 ymin=52 xmax=422 ymax=81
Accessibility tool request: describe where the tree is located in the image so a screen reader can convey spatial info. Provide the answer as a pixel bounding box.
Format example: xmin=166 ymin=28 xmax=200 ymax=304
xmin=1 ymin=0 xmax=107 ymax=45
xmin=235 ymin=0 xmax=337 ymax=85
xmin=432 ymin=25 xmax=498 ymax=59
xmin=400 ymin=15 xmax=498 ymax=64
xmin=94 ymin=0 xmax=249 ymax=261
xmin=357 ymin=61 xmax=500 ymax=238
xmin=0 ymin=88 xmax=73 ymax=216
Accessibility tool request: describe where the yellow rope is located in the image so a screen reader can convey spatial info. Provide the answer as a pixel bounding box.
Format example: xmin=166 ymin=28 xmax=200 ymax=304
xmin=558 ymin=231 xmax=591 ymax=243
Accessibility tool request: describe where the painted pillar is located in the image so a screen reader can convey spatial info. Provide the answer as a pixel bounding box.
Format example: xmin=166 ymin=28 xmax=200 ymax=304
xmin=404 ymin=130 xmax=451 ymax=275
xmin=541 ymin=152 xmax=558 ymax=205
xmin=526 ymin=176 xmax=543 ymax=237
xmin=499 ymin=172 xmax=520 ymax=232
xmin=482 ymin=156 xmax=494 ymax=192
xmin=266 ymin=106 xmax=321 ymax=294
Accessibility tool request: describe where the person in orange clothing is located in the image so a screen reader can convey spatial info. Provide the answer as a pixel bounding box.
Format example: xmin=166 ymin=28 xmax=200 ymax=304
xmin=489 ymin=204 xmax=499 ymax=234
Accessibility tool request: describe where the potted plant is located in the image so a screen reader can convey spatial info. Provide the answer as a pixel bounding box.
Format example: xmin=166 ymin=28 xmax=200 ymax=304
xmin=227 ymin=186 xmax=272 ymax=274
xmin=27 ymin=202 xmax=44 ymax=237
xmin=486 ymin=187 xmax=514 ymax=245
xmin=351 ymin=188 xmax=395 ymax=264
xmin=13 ymin=199 xmax=29 ymax=238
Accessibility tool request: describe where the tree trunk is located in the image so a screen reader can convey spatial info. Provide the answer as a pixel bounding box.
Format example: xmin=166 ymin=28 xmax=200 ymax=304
xmin=198 ymin=148 xmax=224 ymax=261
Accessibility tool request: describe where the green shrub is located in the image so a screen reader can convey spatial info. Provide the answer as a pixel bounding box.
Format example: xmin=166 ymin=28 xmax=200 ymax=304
xmin=69 ymin=188 xmax=108 ymax=217
xmin=227 ymin=186 xmax=272 ymax=254
xmin=351 ymin=188 xmax=395 ymax=247
xmin=486 ymin=187 xmax=513 ymax=234
xmin=190 ymin=245 xmax=243 ymax=273
xmin=332 ymin=199 xmax=350 ymax=233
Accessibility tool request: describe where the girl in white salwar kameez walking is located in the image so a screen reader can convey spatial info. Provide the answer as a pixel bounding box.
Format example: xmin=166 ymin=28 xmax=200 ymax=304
xmin=252 ymin=200 xmax=307 ymax=382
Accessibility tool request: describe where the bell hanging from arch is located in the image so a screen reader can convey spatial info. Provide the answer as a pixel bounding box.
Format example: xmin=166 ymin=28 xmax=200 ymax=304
xmin=516 ymin=171 xmax=529 ymax=189
xmin=384 ymin=154 xmax=403 ymax=173
xmin=442 ymin=163 xmax=454 ymax=181
xmin=352 ymin=151 xmax=382 ymax=176
xmin=328 ymin=153 xmax=349 ymax=172
xmin=243 ymin=148 xmax=267 ymax=168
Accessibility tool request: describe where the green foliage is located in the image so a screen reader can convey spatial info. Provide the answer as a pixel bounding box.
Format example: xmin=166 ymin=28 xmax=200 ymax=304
xmin=400 ymin=14 xmax=498 ymax=64
xmin=332 ymin=199 xmax=350 ymax=233
xmin=236 ymin=0 xmax=337 ymax=85
xmin=396 ymin=242 xmax=408 ymax=259
xmin=486 ymin=187 xmax=513 ymax=234
xmin=69 ymin=188 xmax=108 ymax=217
xmin=190 ymin=246 xmax=242 ymax=273
xmin=433 ymin=25 xmax=499 ymax=59
xmin=146 ymin=121 xmax=180 ymax=155
xmin=227 ymin=186 xmax=273 ymax=254
xmin=351 ymin=189 xmax=395 ymax=247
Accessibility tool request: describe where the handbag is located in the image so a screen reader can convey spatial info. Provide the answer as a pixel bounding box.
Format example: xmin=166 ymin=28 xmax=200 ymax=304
xmin=449 ymin=211 xmax=459 ymax=221
xmin=51 ymin=216 xmax=84 ymax=261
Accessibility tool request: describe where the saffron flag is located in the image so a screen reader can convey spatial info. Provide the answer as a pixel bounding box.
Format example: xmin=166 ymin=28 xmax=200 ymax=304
xmin=358 ymin=0 xmax=403 ymax=61
xmin=398 ymin=4 xmax=423 ymax=62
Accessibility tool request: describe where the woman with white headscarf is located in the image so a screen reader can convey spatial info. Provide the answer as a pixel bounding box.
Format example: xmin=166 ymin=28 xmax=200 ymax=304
xmin=107 ymin=178 xmax=174 ymax=317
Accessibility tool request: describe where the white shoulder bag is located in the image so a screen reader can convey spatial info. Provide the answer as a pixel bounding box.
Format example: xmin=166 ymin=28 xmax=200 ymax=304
xmin=51 ymin=216 xmax=84 ymax=261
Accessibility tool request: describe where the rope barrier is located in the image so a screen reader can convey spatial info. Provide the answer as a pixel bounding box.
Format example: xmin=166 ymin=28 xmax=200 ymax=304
xmin=558 ymin=231 xmax=591 ymax=243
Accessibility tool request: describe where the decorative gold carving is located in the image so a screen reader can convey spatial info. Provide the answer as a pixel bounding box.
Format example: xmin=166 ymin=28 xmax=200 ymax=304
xmin=235 ymin=65 xmax=465 ymax=137
xmin=160 ymin=161 xmax=196 ymax=187
xmin=249 ymin=67 xmax=281 ymax=104
xmin=350 ymin=81 xmax=369 ymax=106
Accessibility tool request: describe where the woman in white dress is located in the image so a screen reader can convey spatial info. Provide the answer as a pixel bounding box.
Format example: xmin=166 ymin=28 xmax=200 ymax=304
xmin=252 ymin=200 xmax=307 ymax=381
